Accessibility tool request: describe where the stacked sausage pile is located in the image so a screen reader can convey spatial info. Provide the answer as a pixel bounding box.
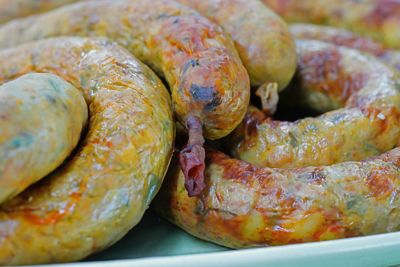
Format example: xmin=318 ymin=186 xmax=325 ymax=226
xmin=0 ymin=0 xmax=400 ymax=265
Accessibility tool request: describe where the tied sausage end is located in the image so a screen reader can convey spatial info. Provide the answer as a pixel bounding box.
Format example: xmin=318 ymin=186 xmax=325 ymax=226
xmin=179 ymin=115 xmax=206 ymax=197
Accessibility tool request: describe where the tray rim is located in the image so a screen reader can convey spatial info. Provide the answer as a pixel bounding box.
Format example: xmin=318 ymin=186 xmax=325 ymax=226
xmin=44 ymin=231 xmax=400 ymax=267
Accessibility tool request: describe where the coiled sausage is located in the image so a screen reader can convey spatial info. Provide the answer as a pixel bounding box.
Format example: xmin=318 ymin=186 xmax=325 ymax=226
xmin=155 ymin=146 xmax=400 ymax=248
xmin=154 ymin=39 xmax=400 ymax=248
xmin=227 ymin=40 xmax=400 ymax=168
xmin=0 ymin=0 xmax=250 ymax=196
xmin=0 ymin=37 xmax=174 ymax=265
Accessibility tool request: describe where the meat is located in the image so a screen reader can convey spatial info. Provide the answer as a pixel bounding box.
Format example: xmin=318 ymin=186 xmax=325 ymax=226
xmin=0 ymin=0 xmax=250 ymax=195
xmin=0 ymin=73 xmax=87 ymax=204
xmin=0 ymin=37 xmax=174 ymax=265
xmin=155 ymin=147 xmax=400 ymax=248
xmin=227 ymin=40 xmax=400 ymax=168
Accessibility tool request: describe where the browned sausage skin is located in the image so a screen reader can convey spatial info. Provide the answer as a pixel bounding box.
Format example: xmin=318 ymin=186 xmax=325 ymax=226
xmin=261 ymin=0 xmax=400 ymax=49
xmin=0 ymin=0 xmax=250 ymax=196
xmin=289 ymin=23 xmax=400 ymax=71
xmin=0 ymin=0 xmax=296 ymax=92
xmin=227 ymin=40 xmax=400 ymax=168
xmin=176 ymin=0 xmax=297 ymax=91
xmin=154 ymin=146 xmax=400 ymax=248
xmin=0 ymin=37 xmax=174 ymax=265
xmin=154 ymin=38 xmax=400 ymax=248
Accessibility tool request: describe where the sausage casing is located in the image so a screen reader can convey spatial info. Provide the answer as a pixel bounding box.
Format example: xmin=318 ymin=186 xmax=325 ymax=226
xmin=0 ymin=73 xmax=87 ymax=204
xmin=289 ymin=23 xmax=400 ymax=71
xmin=0 ymin=0 xmax=250 ymax=140
xmin=0 ymin=37 xmax=174 ymax=265
xmin=176 ymin=0 xmax=297 ymax=90
xmin=155 ymin=147 xmax=400 ymax=248
xmin=0 ymin=0 xmax=252 ymax=196
xmin=227 ymin=40 xmax=400 ymax=168
xmin=261 ymin=0 xmax=400 ymax=49
xmin=0 ymin=0 xmax=78 ymax=24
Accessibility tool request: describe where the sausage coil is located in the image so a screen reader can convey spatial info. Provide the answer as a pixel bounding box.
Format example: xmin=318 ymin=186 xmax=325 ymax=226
xmin=227 ymin=40 xmax=400 ymax=168
xmin=155 ymin=146 xmax=400 ymax=248
xmin=0 ymin=37 xmax=174 ymax=265
xmin=0 ymin=0 xmax=250 ymax=196
xmin=3 ymin=0 xmax=400 ymax=258
xmin=154 ymin=40 xmax=400 ymax=248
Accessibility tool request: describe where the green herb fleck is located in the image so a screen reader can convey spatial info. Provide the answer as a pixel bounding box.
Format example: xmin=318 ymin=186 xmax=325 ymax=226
xmin=289 ymin=131 xmax=298 ymax=147
xmin=145 ymin=173 xmax=160 ymax=207
xmin=308 ymin=123 xmax=319 ymax=131
xmin=395 ymin=83 xmax=400 ymax=92
xmin=364 ymin=142 xmax=381 ymax=154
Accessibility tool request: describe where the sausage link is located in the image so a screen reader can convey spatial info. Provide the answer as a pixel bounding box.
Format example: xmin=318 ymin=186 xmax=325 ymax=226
xmin=289 ymin=23 xmax=400 ymax=71
xmin=0 ymin=73 xmax=87 ymax=204
xmin=176 ymin=0 xmax=297 ymax=90
xmin=154 ymin=147 xmax=400 ymax=248
xmin=0 ymin=37 xmax=174 ymax=265
xmin=227 ymin=40 xmax=400 ymax=168
xmin=0 ymin=0 xmax=78 ymax=24
xmin=261 ymin=0 xmax=400 ymax=49
xmin=0 ymin=0 xmax=249 ymax=140
xmin=0 ymin=0 xmax=249 ymax=196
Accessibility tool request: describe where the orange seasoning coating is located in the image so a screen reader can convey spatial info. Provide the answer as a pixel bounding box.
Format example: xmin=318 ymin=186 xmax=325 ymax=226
xmin=0 ymin=0 xmax=249 ymax=196
xmin=0 ymin=37 xmax=174 ymax=265
xmin=154 ymin=147 xmax=400 ymax=248
xmin=261 ymin=0 xmax=400 ymax=49
xmin=227 ymin=40 xmax=400 ymax=168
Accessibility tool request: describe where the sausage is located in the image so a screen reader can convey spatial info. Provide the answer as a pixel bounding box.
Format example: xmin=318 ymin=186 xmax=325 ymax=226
xmin=0 ymin=0 xmax=250 ymax=196
xmin=176 ymin=0 xmax=297 ymax=90
xmin=0 ymin=0 xmax=297 ymax=91
xmin=0 ymin=73 xmax=87 ymax=204
xmin=154 ymin=146 xmax=400 ymax=248
xmin=261 ymin=0 xmax=400 ymax=49
xmin=289 ymin=23 xmax=400 ymax=71
xmin=0 ymin=37 xmax=174 ymax=265
xmin=0 ymin=0 xmax=78 ymax=24
xmin=226 ymin=40 xmax=400 ymax=168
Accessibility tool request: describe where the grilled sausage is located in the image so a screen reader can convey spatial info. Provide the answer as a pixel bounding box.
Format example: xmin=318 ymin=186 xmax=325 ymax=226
xmin=0 ymin=0 xmax=296 ymax=91
xmin=154 ymin=40 xmax=400 ymax=246
xmin=226 ymin=40 xmax=400 ymax=168
xmin=289 ymin=23 xmax=400 ymax=71
xmin=261 ymin=0 xmax=400 ymax=49
xmin=176 ymin=0 xmax=297 ymax=90
xmin=0 ymin=0 xmax=250 ymax=196
xmin=0 ymin=0 xmax=78 ymax=24
xmin=0 ymin=37 xmax=174 ymax=265
xmin=154 ymin=146 xmax=400 ymax=248
xmin=0 ymin=73 xmax=87 ymax=204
